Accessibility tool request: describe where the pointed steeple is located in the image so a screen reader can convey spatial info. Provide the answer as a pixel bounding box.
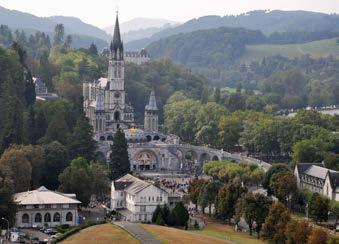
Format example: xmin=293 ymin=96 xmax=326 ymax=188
xmin=110 ymin=12 xmax=124 ymax=60
xmin=113 ymin=13 xmax=121 ymax=46
xmin=145 ymin=89 xmax=158 ymax=111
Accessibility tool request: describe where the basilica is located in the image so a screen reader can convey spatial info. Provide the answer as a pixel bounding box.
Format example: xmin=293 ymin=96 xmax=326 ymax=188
xmin=83 ymin=14 xmax=158 ymax=140
xmin=83 ymin=14 xmax=225 ymax=173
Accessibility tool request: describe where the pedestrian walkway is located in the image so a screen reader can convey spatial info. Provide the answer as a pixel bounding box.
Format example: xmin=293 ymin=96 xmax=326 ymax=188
xmin=114 ymin=221 xmax=160 ymax=244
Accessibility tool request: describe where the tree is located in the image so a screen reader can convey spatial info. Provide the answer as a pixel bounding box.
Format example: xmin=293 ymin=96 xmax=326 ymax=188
xmin=88 ymin=43 xmax=98 ymax=56
xmin=89 ymin=161 xmax=109 ymax=198
xmin=269 ymin=172 xmax=297 ymax=205
xmin=308 ymin=192 xmax=329 ymax=223
xmin=24 ymin=71 xmax=36 ymax=107
xmin=195 ymin=102 xmax=226 ymax=146
xmin=0 ymin=192 xmax=17 ymax=228
xmin=68 ymin=113 xmax=97 ymax=161
xmin=198 ymin=181 xmax=221 ymax=215
xmin=25 ymin=106 xmax=37 ymax=144
xmin=217 ymin=180 xmax=247 ymax=223
xmin=155 ymin=213 xmax=165 ymax=225
xmin=307 ymin=228 xmax=328 ymax=244
xmin=58 ymin=157 xmax=92 ymax=206
xmin=292 ymin=139 xmax=324 ymax=164
xmin=237 ymin=193 xmax=272 ymax=238
xmin=45 ymin=112 xmax=69 ymax=144
xmin=214 ymin=87 xmax=221 ymax=104
xmin=262 ymin=202 xmax=291 ymax=243
xmin=0 ymin=145 xmax=32 ymax=192
xmin=285 ymin=220 xmax=311 ymax=244
xmin=171 ymin=202 xmax=189 ymax=227
xmin=152 ymin=205 xmax=162 ymax=223
xmin=63 ymin=35 xmax=72 ymax=49
xmin=262 ymin=164 xmax=290 ymax=195
xmin=53 ymin=24 xmax=64 ymax=46
xmin=161 ymin=204 xmax=171 ymax=225
xmin=109 ymin=129 xmax=130 ymax=180
xmin=188 ymin=178 xmax=207 ymax=210
xmin=35 ymin=110 xmax=47 ymax=141
xmin=41 ymin=141 xmax=68 ymax=189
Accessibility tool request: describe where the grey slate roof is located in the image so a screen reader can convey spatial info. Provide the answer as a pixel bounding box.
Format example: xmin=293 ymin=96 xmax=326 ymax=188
xmin=145 ymin=90 xmax=158 ymax=111
xmin=296 ymin=163 xmax=323 ymax=175
xmin=115 ymin=174 xmax=151 ymax=195
xmin=114 ymin=181 xmax=133 ymax=190
xmin=305 ymin=165 xmax=329 ymax=179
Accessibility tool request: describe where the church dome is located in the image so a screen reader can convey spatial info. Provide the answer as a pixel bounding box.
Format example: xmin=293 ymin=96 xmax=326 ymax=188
xmin=124 ymin=128 xmax=147 ymax=143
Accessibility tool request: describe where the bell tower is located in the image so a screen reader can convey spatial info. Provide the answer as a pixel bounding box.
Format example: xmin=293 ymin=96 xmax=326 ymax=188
xmin=144 ymin=89 xmax=159 ymax=132
xmin=107 ymin=12 xmax=125 ymax=128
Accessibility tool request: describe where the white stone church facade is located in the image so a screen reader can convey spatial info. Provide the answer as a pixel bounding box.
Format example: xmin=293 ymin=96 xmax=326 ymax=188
xmin=83 ymin=14 xmax=158 ymax=139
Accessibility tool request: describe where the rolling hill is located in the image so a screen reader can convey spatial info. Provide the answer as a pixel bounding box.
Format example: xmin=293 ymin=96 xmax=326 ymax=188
xmin=240 ymin=38 xmax=339 ymax=63
xmin=0 ymin=5 xmax=110 ymax=49
xmin=127 ymin=10 xmax=339 ymax=50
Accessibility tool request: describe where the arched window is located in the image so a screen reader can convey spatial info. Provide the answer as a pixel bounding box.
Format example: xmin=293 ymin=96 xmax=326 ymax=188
xmin=53 ymin=212 xmax=61 ymax=222
xmin=35 ymin=213 xmax=42 ymax=223
xmin=22 ymin=213 xmax=29 ymax=223
xmin=66 ymin=212 xmax=73 ymax=222
xmin=44 ymin=213 xmax=51 ymax=222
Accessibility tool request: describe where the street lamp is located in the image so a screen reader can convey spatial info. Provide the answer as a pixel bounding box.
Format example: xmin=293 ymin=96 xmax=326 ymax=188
xmin=1 ymin=217 xmax=9 ymax=240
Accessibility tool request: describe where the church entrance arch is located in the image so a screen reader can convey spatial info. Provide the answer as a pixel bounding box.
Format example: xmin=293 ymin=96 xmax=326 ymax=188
xmin=133 ymin=150 xmax=158 ymax=171
xmin=114 ymin=111 xmax=120 ymax=121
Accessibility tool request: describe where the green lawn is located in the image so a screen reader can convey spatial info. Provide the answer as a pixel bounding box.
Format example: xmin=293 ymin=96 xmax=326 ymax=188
xmin=193 ymin=223 xmax=266 ymax=244
xmin=239 ymin=38 xmax=339 ymax=63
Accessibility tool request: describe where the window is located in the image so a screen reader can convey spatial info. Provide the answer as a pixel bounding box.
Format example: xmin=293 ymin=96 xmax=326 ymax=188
xmin=53 ymin=212 xmax=61 ymax=222
xmin=156 ymin=197 xmax=159 ymax=202
xmin=66 ymin=212 xmax=73 ymax=222
xmin=140 ymin=206 xmax=146 ymax=212
xmin=44 ymin=213 xmax=51 ymax=222
xmin=22 ymin=214 xmax=29 ymax=224
xmin=120 ymin=191 xmax=123 ymax=197
xmin=33 ymin=204 xmax=39 ymax=209
xmin=160 ymin=196 xmax=162 ymax=202
xmin=35 ymin=213 xmax=42 ymax=223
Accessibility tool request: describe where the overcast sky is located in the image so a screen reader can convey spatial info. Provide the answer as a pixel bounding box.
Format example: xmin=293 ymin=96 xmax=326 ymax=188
xmin=1 ymin=0 xmax=339 ymax=28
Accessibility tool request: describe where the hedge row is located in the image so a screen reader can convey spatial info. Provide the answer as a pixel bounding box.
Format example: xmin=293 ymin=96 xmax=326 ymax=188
xmin=51 ymin=220 xmax=106 ymax=243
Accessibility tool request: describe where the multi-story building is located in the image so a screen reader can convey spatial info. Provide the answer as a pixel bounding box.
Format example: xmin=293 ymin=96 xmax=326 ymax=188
xmin=124 ymin=49 xmax=150 ymax=65
xmin=13 ymin=186 xmax=81 ymax=228
xmin=294 ymin=163 xmax=339 ymax=201
xmin=111 ymin=174 xmax=169 ymax=222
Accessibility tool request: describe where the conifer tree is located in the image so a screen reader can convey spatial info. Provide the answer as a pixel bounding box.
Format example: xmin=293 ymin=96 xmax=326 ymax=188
xmin=68 ymin=113 xmax=97 ymax=161
xmin=109 ymin=128 xmax=130 ymax=180
xmin=26 ymin=106 xmax=36 ymax=144
xmin=35 ymin=110 xmax=47 ymax=141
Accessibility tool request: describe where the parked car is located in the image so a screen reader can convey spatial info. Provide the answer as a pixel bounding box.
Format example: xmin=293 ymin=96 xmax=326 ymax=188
xmin=44 ymin=228 xmax=56 ymax=235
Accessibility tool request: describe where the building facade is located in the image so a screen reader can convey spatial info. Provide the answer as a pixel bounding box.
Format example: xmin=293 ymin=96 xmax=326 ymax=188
xmin=124 ymin=49 xmax=150 ymax=65
xmin=111 ymin=174 xmax=169 ymax=222
xmin=83 ymin=14 xmax=135 ymax=134
xmin=13 ymin=186 xmax=81 ymax=228
xmin=294 ymin=163 xmax=339 ymax=201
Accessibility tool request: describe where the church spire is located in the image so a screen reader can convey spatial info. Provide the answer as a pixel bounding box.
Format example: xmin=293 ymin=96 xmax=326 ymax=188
xmin=145 ymin=89 xmax=158 ymax=111
xmin=110 ymin=12 xmax=123 ymax=60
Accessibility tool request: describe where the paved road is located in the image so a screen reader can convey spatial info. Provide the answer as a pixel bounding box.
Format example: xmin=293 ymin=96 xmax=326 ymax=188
xmin=114 ymin=221 xmax=160 ymax=244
